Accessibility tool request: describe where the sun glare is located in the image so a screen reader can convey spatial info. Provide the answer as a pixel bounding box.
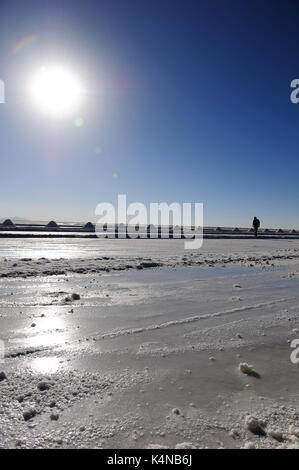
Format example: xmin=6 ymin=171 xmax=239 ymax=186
xmin=28 ymin=65 xmax=85 ymax=118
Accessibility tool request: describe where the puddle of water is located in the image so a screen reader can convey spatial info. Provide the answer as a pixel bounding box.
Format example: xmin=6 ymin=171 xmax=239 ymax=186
xmin=106 ymin=265 xmax=281 ymax=284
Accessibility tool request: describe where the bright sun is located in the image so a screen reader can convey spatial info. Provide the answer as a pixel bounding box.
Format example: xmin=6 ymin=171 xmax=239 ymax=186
xmin=28 ymin=66 xmax=84 ymax=118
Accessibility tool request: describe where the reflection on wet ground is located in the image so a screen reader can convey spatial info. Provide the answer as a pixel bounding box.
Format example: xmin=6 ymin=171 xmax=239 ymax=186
xmin=1 ymin=237 xmax=298 ymax=260
xmin=1 ymin=250 xmax=299 ymax=448
xmin=30 ymin=356 xmax=61 ymax=374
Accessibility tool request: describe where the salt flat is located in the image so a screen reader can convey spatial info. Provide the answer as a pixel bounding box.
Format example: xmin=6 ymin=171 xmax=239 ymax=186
xmin=1 ymin=238 xmax=299 ymax=448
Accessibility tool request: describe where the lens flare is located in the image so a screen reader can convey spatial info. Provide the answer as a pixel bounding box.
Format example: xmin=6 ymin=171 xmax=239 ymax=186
xmin=13 ymin=34 xmax=37 ymax=54
xmin=74 ymin=117 xmax=84 ymax=127
xmin=28 ymin=65 xmax=85 ymax=118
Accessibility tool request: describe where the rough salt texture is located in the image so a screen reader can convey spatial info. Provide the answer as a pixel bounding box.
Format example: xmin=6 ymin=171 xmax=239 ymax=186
xmin=1 ymin=238 xmax=299 ymax=448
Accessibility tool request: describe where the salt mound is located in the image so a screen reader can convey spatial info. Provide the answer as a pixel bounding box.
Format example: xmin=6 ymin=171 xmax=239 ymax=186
xmin=2 ymin=219 xmax=14 ymax=226
xmin=83 ymin=222 xmax=95 ymax=230
xmin=233 ymin=227 xmax=240 ymax=232
xmin=46 ymin=220 xmax=58 ymax=228
xmin=147 ymin=224 xmax=157 ymax=233
xmin=277 ymin=229 xmax=284 ymax=233
xmin=291 ymin=229 xmax=297 ymax=234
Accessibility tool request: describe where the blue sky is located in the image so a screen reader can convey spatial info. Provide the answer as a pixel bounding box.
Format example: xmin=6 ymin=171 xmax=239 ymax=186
xmin=0 ymin=0 xmax=299 ymax=227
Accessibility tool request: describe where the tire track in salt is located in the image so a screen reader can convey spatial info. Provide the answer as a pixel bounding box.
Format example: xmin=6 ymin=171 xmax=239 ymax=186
xmin=95 ymin=297 xmax=293 ymax=340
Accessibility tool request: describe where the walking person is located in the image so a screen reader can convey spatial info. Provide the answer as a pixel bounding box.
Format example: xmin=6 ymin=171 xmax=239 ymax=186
xmin=252 ymin=216 xmax=260 ymax=237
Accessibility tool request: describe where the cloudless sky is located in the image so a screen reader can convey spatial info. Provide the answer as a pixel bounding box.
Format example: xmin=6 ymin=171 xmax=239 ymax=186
xmin=0 ymin=0 xmax=299 ymax=227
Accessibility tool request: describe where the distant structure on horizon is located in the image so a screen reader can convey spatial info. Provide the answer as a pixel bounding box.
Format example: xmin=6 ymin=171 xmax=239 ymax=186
xmin=2 ymin=219 xmax=14 ymax=227
xmin=0 ymin=219 xmax=299 ymax=240
xmin=46 ymin=220 xmax=59 ymax=228
xmin=83 ymin=222 xmax=95 ymax=230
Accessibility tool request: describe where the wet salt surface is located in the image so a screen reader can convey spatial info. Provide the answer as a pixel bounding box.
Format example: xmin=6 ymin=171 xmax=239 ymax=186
xmin=1 ymin=239 xmax=299 ymax=448
xmin=108 ymin=264 xmax=284 ymax=283
xmin=1 ymin=236 xmax=299 ymax=260
xmin=1 ymin=263 xmax=297 ymax=355
xmin=0 ymin=238 xmax=185 ymax=260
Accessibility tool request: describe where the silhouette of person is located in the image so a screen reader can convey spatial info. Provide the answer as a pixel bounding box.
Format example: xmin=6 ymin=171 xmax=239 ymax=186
xmin=252 ymin=216 xmax=260 ymax=237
